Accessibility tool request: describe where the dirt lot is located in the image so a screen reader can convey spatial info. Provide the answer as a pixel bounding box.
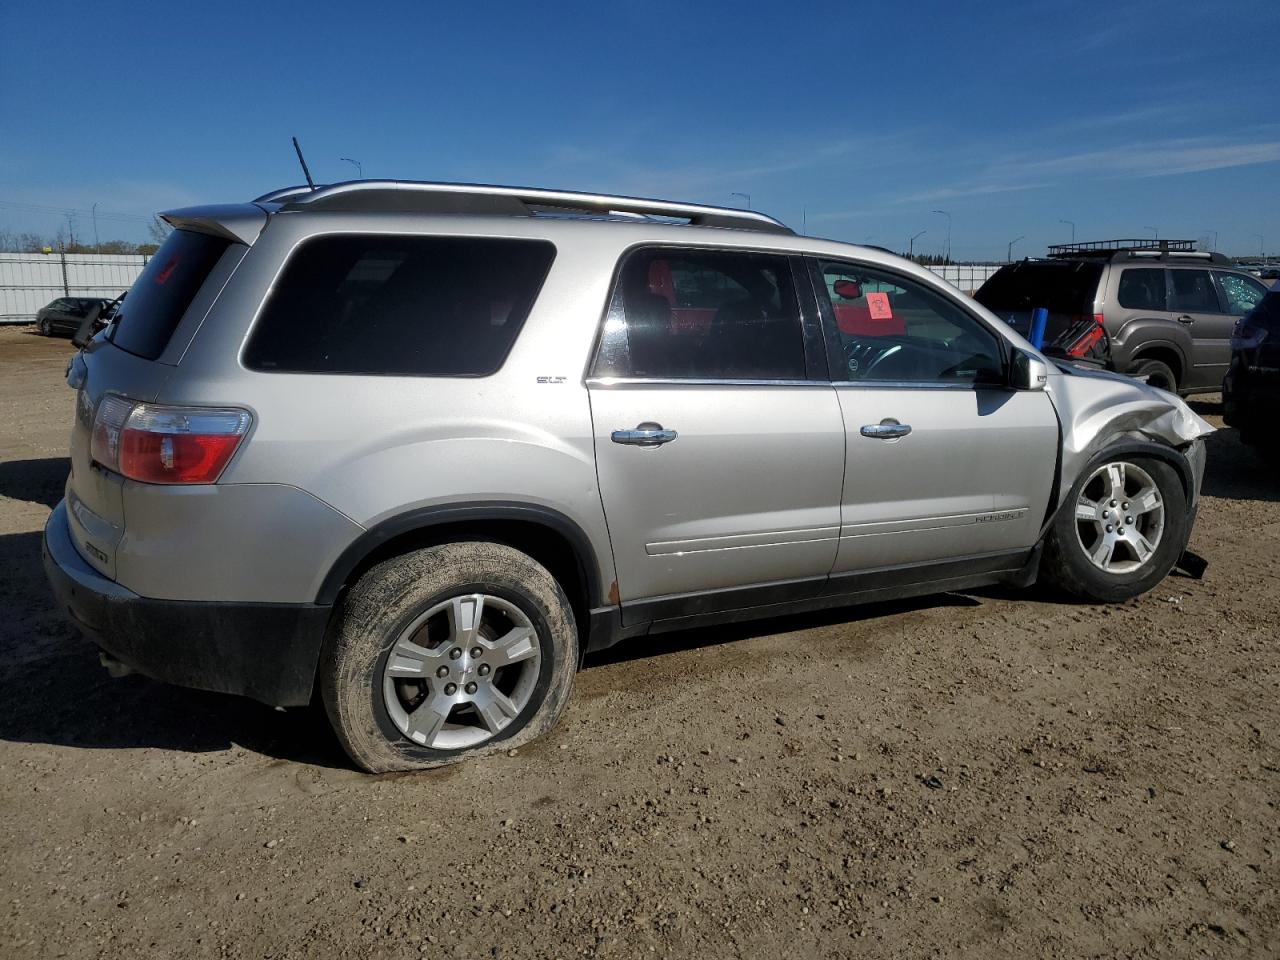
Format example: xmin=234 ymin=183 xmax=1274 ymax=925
xmin=1 ymin=325 xmax=1277 ymax=960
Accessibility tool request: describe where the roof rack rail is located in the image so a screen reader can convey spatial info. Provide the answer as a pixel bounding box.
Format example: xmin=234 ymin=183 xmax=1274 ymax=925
xmin=1048 ymin=238 xmax=1197 ymax=257
xmin=252 ymin=179 xmax=793 ymax=235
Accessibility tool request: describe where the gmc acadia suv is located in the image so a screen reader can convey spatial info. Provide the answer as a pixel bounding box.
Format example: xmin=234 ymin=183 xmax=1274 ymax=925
xmin=43 ymin=181 xmax=1213 ymax=771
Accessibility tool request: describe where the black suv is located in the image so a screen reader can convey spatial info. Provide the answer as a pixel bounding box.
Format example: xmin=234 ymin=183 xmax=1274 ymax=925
xmin=976 ymin=241 xmax=1269 ymax=396
xmin=1223 ymin=279 xmax=1280 ymax=459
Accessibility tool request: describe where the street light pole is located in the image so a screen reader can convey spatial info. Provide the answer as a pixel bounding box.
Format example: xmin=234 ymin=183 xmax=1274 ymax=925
xmin=92 ymin=202 xmax=100 ymax=253
xmin=730 ymin=192 xmax=751 ymax=210
xmin=1254 ymin=233 xmax=1266 ymax=259
xmin=1007 ymin=235 xmax=1024 ymax=262
xmin=1202 ymin=229 xmax=1218 ymax=252
xmin=1145 ymin=225 xmax=1159 ymax=241
xmin=340 ymin=157 xmax=363 ymax=179
xmin=908 ymin=230 xmax=927 ymax=258
xmin=932 ymin=209 xmax=952 ymax=262
xmin=1059 ymin=219 xmax=1075 ymax=243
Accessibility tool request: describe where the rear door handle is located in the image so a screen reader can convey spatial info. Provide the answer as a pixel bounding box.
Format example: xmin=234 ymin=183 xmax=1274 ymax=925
xmin=612 ymin=422 xmax=678 ymax=447
xmin=860 ymin=418 xmax=912 ymax=440
xmin=1177 ymin=314 xmax=1195 ymax=324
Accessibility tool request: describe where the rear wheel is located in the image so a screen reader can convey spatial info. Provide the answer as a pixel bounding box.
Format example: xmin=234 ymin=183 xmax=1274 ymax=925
xmin=321 ymin=541 xmax=578 ymax=772
xmin=1130 ymin=357 xmax=1177 ymax=394
xmin=1041 ymin=455 xmax=1187 ymax=603
xmin=38 ymin=318 xmax=51 ymax=336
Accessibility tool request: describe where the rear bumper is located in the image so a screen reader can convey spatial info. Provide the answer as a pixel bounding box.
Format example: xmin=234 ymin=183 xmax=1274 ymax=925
xmin=42 ymin=501 xmax=330 ymax=707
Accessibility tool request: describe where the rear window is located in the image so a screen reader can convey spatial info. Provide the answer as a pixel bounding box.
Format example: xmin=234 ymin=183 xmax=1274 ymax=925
xmin=974 ymin=261 xmax=1103 ymax=315
xmin=243 ymin=235 xmax=556 ymax=376
xmin=1117 ymin=268 xmax=1167 ymax=310
xmin=110 ymin=230 xmax=231 ymax=360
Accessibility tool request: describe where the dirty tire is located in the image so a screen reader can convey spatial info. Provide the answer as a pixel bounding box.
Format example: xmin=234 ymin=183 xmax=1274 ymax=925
xmin=1041 ymin=454 xmax=1188 ymax=603
xmin=320 ymin=542 xmax=578 ymax=773
xmin=1130 ymin=358 xmax=1177 ymax=394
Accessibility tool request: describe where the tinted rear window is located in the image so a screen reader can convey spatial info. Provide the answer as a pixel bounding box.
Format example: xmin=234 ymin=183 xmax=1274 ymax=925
xmin=1117 ymin=268 xmax=1167 ymax=310
xmin=974 ymin=261 xmax=1103 ymax=314
xmin=110 ymin=230 xmax=231 ymax=360
xmin=243 ymin=235 xmax=556 ymax=376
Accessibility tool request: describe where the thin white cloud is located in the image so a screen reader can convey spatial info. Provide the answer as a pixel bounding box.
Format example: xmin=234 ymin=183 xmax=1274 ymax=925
xmin=993 ymin=138 xmax=1280 ymax=179
xmin=894 ymin=182 xmax=1048 ymax=205
xmin=894 ymin=136 xmax=1280 ymax=209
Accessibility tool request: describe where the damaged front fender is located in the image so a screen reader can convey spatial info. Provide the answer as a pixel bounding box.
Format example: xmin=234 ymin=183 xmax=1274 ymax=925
xmin=1045 ymin=365 xmax=1215 ymax=513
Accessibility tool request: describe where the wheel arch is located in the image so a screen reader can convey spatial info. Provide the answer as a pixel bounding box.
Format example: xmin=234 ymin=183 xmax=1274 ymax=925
xmin=316 ymin=502 xmax=606 ymax=633
xmin=1120 ymin=333 xmax=1187 ymax=384
xmin=1045 ymin=439 xmax=1195 ymax=534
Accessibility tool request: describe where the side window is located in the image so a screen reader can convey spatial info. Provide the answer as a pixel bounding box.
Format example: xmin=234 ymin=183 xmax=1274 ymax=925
xmin=1117 ymin=269 xmax=1167 ymax=311
xmin=1169 ymin=269 xmax=1222 ymax=313
xmin=816 ymin=261 xmax=1004 ymax=384
xmin=243 ymin=235 xmax=555 ymax=376
xmin=591 ymin=248 xmax=806 ymax=380
xmin=1215 ymin=272 xmax=1267 ymax=315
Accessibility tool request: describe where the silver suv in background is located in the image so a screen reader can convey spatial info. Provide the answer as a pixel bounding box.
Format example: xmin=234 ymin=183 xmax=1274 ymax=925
xmin=44 ymin=182 xmax=1213 ymax=771
xmin=976 ymin=240 xmax=1269 ymax=395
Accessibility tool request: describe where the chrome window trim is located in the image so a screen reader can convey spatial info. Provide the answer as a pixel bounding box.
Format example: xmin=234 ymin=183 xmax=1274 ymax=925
xmin=833 ymin=380 xmax=1003 ymax=392
xmin=586 ymin=376 xmax=828 ymax=388
xmin=586 ymin=376 xmax=1003 ymax=391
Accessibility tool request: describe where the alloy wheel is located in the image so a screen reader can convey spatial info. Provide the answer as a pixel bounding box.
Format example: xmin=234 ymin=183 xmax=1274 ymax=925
xmin=1073 ymin=461 xmax=1166 ymax=575
xmin=381 ymin=594 xmax=541 ymax=750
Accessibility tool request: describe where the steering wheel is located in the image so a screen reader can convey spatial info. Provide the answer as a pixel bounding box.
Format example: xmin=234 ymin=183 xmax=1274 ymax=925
xmin=843 ymin=338 xmax=902 ymax=380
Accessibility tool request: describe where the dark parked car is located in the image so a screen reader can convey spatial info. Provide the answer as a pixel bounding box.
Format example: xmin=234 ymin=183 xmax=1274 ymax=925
xmin=977 ymin=241 xmax=1269 ymax=396
xmin=1223 ymin=279 xmax=1280 ymax=460
xmin=71 ymin=292 xmax=126 ymax=347
xmin=34 ymin=297 xmax=107 ymax=338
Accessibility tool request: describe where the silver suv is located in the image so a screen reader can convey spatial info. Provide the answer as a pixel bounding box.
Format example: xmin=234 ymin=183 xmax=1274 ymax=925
xmin=43 ymin=181 xmax=1213 ymax=772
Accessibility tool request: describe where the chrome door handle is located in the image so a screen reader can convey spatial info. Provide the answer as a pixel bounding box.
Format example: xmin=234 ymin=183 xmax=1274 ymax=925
xmin=1177 ymin=314 xmax=1195 ymax=324
xmin=860 ymin=419 xmax=912 ymax=440
xmin=612 ymin=422 xmax=678 ymax=447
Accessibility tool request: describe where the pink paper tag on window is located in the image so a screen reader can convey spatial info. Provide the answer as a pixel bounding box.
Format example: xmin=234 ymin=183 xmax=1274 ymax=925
xmin=865 ymin=291 xmax=893 ymax=320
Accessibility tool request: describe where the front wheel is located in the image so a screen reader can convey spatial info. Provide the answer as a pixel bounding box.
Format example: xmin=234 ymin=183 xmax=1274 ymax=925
xmin=321 ymin=542 xmax=578 ymax=772
xmin=1041 ymin=455 xmax=1188 ymax=603
xmin=38 ymin=318 xmax=51 ymax=336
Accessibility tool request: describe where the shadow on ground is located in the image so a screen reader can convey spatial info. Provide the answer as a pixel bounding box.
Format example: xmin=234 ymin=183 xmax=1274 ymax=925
xmin=0 ymin=527 xmax=349 ymax=769
xmin=1196 ymin=423 xmax=1278 ymax=503
xmin=584 ymin=593 xmax=982 ymax=668
xmin=0 ymin=457 xmax=69 ymax=509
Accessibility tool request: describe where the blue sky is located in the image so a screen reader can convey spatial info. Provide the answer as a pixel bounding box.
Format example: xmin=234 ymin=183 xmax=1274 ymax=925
xmin=2 ymin=0 xmax=1277 ymax=260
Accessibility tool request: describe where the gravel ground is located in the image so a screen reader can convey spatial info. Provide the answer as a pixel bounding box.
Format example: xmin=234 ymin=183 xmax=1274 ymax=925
xmin=1 ymin=325 xmax=1277 ymax=959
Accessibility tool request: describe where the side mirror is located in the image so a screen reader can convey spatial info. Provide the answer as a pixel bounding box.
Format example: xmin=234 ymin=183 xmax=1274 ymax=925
xmin=1010 ymin=348 xmax=1049 ymax=391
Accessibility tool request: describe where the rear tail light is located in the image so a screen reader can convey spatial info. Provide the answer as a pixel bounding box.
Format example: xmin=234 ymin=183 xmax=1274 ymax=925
xmin=90 ymin=396 xmax=251 ymax=484
xmin=1066 ymin=313 xmax=1107 ymax=358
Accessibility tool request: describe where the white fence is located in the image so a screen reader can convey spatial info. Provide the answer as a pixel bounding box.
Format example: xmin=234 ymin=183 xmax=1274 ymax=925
xmin=927 ymin=264 xmax=1003 ymax=293
xmin=0 ymin=253 xmax=148 ymax=322
xmin=0 ymin=253 xmax=1003 ymax=324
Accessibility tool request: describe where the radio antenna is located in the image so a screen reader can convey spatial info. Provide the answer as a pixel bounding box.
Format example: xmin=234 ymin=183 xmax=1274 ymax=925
xmin=292 ymin=136 xmax=317 ymax=191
